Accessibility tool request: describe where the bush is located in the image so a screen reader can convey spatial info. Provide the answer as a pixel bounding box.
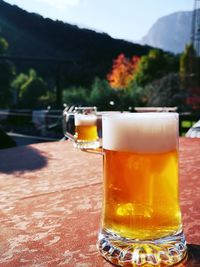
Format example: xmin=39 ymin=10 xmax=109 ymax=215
xmin=20 ymin=77 xmax=48 ymax=108
xmin=63 ymin=86 xmax=89 ymax=106
xmin=38 ymin=90 xmax=57 ymax=108
xmin=89 ymin=78 xmax=120 ymax=111
xmin=122 ymin=81 xmax=146 ymax=110
xmin=144 ymin=73 xmax=185 ymax=108
xmin=63 ymin=78 xmax=147 ymax=111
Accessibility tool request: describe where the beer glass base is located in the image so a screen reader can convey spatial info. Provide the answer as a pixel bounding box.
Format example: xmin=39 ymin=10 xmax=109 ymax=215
xmin=74 ymin=140 xmax=100 ymax=149
xmin=97 ymin=229 xmax=187 ymax=266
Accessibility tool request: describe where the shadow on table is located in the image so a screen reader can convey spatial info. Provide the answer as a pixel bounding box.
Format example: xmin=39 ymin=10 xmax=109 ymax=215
xmin=0 ymin=146 xmax=48 ymax=174
xmin=181 ymin=244 xmax=200 ymax=267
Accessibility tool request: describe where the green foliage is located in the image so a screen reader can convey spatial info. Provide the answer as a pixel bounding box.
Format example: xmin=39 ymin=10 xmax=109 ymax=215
xmin=12 ymin=69 xmax=48 ymax=108
xmin=89 ymin=78 xmax=120 ymax=111
xmin=134 ymin=49 xmax=178 ymax=86
xmin=11 ymin=73 xmax=29 ymax=90
xmin=14 ymin=69 xmax=48 ymax=108
xmin=179 ymin=43 xmax=198 ymax=89
xmin=63 ymin=86 xmax=89 ymax=106
xmin=61 ymin=78 xmax=146 ymax=111
xmin=180 ymin=44 xmax=196 ymax=76
xmin=124 ymin=82 xmax=146 ymax=109
xmin=89 ymin=78 xmax=145 ymax=111
xmin=0 ymin=37 xmax=8 ymax=54
xmin=20 ymin=78 xmax=48 ymax=108
xmin=38 ymin=91 xmax=57 ymax=107
xmin=11 ymin=72 xmax=29 ymax=107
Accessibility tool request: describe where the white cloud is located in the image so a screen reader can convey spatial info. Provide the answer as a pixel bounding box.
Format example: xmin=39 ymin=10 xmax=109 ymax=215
xmin=38 ymin=0 xmax=80 ymax=9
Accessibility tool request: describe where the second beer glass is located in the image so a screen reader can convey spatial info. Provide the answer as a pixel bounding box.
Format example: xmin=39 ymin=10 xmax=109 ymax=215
xmin=74 ymin=107 xmax=99 ymax=149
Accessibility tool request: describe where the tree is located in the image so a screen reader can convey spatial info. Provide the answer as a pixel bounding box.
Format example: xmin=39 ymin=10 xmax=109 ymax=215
xmin=134 ymin=49 xmax=178 ymax=86
xmin=180 ymin=44 xmax=200 ymax=110
xmin=63 ymin=86 xmax=89 ymax=106
xmin=38 ymin=91 xmax=57 ymax=108
xmin=179 ymin=43 xmax=198 ymax=89
xmin=11 ymin=73 xmax=29 ymax=106
xmin=141 ymin=73 xmax=188 ymax=111
xmin=18 ymin=69 xmax=48 ymax=108
xmin=0 ymin=37 xmax=8 ymax=54
xmin=107 ymin=54 xmax=140 ymax=89
xmin=117 ymin=82 xmax=145 ymax=111
xmin=89 ymin=78 xmax=120 ymax=111
xmin=0 ymin=37 xmax=15 ymax=107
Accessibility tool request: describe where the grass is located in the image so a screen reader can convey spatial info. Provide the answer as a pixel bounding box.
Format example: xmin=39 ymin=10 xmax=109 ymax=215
xmin=181 ymin=120 xmax=196 ymax=128
xmin=180 ymin=120 xmax=197 ymax=136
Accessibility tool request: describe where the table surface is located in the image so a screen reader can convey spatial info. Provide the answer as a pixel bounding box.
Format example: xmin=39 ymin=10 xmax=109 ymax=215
xmin=0 ymin=138 xmax=200 ymax=267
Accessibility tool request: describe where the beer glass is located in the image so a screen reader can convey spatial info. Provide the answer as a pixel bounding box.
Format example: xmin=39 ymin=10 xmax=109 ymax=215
xmin=63 ymin=106 xmax=99 ymax=149
xmin=97 ymin=113 xmax=187 ymax=266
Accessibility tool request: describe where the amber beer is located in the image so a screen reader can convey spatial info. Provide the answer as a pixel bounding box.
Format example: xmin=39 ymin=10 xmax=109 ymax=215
xmin=75 ymin=114 xmax=98 ymax=142
xmin=103 ymin=149 xmax=181 ymax=239
xmin=98 ymin=113 xmax=187 ymax=266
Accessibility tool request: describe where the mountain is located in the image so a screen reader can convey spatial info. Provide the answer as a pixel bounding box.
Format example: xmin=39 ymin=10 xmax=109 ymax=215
xmin=0 ymin=0 xmax=151 ymax=87
xmin=141 ymin=11 xmax=192 ymax=54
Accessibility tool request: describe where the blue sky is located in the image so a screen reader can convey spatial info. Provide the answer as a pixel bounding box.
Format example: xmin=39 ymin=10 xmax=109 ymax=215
xmin=5 ymin=0 xmax=193 ymax=41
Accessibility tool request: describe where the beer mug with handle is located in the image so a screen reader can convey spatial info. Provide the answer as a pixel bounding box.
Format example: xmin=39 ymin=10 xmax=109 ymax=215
xmin=97 ymin=112 xmax=187 ymax=266
xmin=63 ymin=106 xmax=100 ymax=149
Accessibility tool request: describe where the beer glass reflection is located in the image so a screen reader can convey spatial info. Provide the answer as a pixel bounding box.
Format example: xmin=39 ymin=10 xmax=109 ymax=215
xmin=98 ymin=113 xmax=187 ymax=266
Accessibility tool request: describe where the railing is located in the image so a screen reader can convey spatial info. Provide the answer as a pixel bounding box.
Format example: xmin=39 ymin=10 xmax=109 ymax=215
xmin=0 ymin=109 xmax=199 ymax=142
xmin=0 ymin=109 xmax=64 ymax=141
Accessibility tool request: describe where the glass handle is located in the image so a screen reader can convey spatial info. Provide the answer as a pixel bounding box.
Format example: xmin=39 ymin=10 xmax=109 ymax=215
xmin=64 ymin=132 xmax=76 ymax=142
xmin=63 ymin=108 xmax=76 ymax=142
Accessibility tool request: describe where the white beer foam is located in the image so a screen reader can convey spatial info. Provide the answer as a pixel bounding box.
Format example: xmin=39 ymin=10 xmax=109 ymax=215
xmin=75 ymin=114 xmax=97 ymax=126
xmin=102 ymin=113 xmax=178 ymax=153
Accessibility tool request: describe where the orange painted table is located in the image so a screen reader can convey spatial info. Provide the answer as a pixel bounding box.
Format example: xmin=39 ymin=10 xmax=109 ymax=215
xmin=0 ymin=138 xmax=200 ymax=267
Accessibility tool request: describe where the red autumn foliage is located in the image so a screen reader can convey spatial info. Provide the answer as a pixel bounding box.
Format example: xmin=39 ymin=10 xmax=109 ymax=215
xmin=107 ymin=53 xmax=140 ymax=89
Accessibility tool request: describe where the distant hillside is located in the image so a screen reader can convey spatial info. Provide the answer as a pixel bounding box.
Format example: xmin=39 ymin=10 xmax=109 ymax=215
xmin=0 ymin=0 xmax=151 ymax=87
xmin=141 ymin=11 xmax=192 ymax=54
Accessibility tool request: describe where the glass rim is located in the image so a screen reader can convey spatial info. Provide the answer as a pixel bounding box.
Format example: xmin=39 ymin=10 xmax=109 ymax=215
xmin=102 ymin=112 xmax=179 ymax=119
xmin=74 ymin=106 xmax=97 ymax=110
xmin=97 ymin=111 xmax=130 ymax=114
